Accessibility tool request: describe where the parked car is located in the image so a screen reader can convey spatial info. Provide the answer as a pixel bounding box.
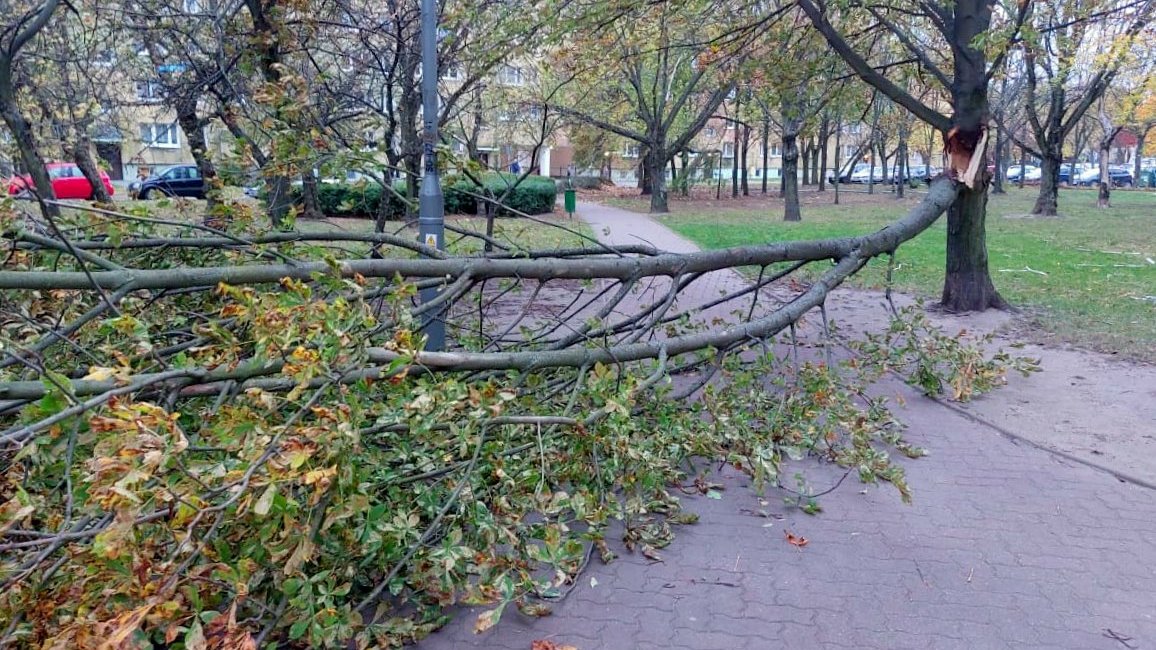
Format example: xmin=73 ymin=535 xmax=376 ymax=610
xmin=1074 ymin=167 xmax=1133 ymax=187
xmin=1006 ymin=165 xmax=1041 ymax=183
xmin=849 ymin=165 xmax=887 ymax=184
xmin=1138 ymin=167 xmax=1156 ymax=188
xmin=1056 ymin=163 xmax=1092 ymax=185
xmin=7 ymin=162 xmax=115 ymax=200
xmin=827 ymin=163 xmax=869 ymax=184
xmin=136 ymin=165 xmax=206 ymax=199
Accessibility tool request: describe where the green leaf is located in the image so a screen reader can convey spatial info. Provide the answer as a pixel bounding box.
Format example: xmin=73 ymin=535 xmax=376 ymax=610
xmin=289 ymin=618 xmax=309 ymax=640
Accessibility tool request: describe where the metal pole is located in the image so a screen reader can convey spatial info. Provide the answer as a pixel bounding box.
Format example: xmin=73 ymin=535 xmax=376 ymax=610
xmin=418 ymin=0 xmax=445 ymax=350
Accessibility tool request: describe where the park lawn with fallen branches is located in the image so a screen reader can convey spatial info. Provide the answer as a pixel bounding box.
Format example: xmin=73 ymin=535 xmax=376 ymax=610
xmin=653 ymin=187 xmax=1156 ymax=362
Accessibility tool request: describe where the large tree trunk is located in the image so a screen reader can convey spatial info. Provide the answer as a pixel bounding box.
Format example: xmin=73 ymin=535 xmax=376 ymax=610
xmin=940 ymin=0 xmax=1006 ymax=311
xmin=801 ymin=139 xmax=811 ymax=186
xmin=646 ymin=147 xmax=669 ymax=213
xmin=176 ymin=102 xmax=219 ymax=215
xmin=782 ymin=118 xmax=801 ymax=222
xmin=991 ymin=126 xmax=1006 ymax=194
xmin=760 ymin=120 xmax=769 ymax=195
xmin=942 ymin=184 xmax=1006 ymax=310
xmin=1031 ymin=136 xmax=1063 ymax=216
xmin=1097 ymin=125 xmax=1117 ymax=208
xmin=67 ymin=135 xmax=111 ymax=203
xmin=0 ymin=92 xmax=57 ymax=215
xmin=818 ymin=117 xmax=829 ymax=192
xmin=245 ymin=0 xmax=294 ymax=228
xmin=810 ymin=139 xmax=821 ymax=187
xmin=895 ymin=139 xmax=906 ymax=199
xmin=741 ymin=125 xmax=750 ymax=196
xmin=1033 ymin=156 xmax=1060 ymax=215
xmin=301 ymin=172 xmax=324 ymax=220
xmin=833 ymin=120 xmax=841 ymax=205
xmin=1133 ymin=126 xmax=1149 ymax=186
xmin=680 ymin=149 xmax=690 ymax=196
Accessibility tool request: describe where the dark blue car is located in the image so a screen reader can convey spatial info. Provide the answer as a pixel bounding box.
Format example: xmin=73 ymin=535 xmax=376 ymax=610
xmin=135 ymin=165 xmax=206 ymax=199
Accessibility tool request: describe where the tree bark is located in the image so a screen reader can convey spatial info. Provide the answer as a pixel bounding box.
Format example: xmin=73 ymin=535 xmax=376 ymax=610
xmin=1134 ymin=125 xmax=1151 ymax=186
xmin=1033 ymin=156 xmax=1060 ymax=215
xmin=301 ymin=172 xmax=324 ymax=220
xmin=991 ymin=126 xmax=1005 ymax=194
xmin=896 ymin=139 xmax=906 ymax=199
xmin=818 ymin=117 xmax=829 ymax=192
xmin=244 ymin=0 xmax=294 ymax=228
xmin=741 ymin=125 xmax=750 ymax=196
xmin=833 ymin=120 xmax=841 ymax=205
xmin=801 ymin=139 xmax=811 ymax=186
xmin=0 ymin=90 xmax=57 ymax=215
xmin=646 ymin=147 xmax=669 ymax=213
xmin=1031 ymin=133 xmax=1063 ymax=215
xmin=941 ymin=183 xmax=1006 ymax=310
xmin=67 ymin=135 xmax=111 ymax=203
xmin=810 ymin=139 xmax=821 ymax=187
xmin=939 ymin=0 xmax=1006 ymax=311
xmin=175 ymin=102 xmax=220 ymax=215
xmin=760 ymin=119 xmax=769 ymax=195
xmin=782 ymin=118 xmax=801 ymax=222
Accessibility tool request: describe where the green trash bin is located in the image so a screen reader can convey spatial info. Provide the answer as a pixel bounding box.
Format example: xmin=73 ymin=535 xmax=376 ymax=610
xmin=564 ymin=188 xmax=576 ymax=215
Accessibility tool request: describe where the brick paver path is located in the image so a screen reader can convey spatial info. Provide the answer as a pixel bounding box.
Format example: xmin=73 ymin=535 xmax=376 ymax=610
xmin=418 ymin=202 xmax=1156 ymax=649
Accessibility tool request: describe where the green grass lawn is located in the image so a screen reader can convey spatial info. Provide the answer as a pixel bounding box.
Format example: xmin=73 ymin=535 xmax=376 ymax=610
xmin=651 ymin=186 xmax=1156 ymax=361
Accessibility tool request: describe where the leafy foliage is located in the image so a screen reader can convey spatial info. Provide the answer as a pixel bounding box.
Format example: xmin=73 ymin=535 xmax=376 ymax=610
xmin=0 ymin=196 xmax=1031 ymax=647
xmin=282 ymin=175 xmax=558 ymax=219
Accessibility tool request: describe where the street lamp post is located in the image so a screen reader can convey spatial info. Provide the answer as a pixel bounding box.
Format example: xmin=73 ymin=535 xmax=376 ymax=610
xmin=418 ymin=0 xmax=445 ymax=350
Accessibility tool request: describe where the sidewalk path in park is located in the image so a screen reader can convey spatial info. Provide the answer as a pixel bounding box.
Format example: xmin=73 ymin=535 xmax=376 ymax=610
xmin=418 ymin=201 xmax=1156 ymax=650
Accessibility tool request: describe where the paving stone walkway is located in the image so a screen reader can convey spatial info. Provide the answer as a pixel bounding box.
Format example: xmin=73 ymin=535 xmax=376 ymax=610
xmin=418 ymin=202 xmax=1156 ymax=650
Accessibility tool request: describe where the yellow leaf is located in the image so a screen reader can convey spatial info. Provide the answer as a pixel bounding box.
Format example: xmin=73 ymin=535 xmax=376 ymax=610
xmin=84 ymin=366 xmax=118 ymax=381
xmin=98 ymin=603 xmax=155 ymax=649
xmin=473 ymin=606 xmax=503 ymax=634
xmin=254 ymin=483 xmax=277 ymax=517
xmin=283 ymin=536 xmax=314 ymax=575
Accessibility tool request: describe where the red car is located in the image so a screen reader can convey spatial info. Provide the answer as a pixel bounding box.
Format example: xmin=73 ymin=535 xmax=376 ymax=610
xmin=7 ymin=162 xmax=115 ymax=200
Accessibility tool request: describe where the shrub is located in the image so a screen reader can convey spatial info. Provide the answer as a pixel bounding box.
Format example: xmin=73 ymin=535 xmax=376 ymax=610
xmin=287 ymin=174 xmax=557 ymax=219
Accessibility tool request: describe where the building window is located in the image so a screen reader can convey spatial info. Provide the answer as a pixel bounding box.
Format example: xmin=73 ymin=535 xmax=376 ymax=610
xmin=843 ymin=144 xmax=857 ymax=159
xmin=140 ymin=123 xmax=179 ymax=148
xmin=136 ymin=80 xmax=164 ymax=102
xmin=844 ymin=123 xmax=862 ymax=135
xmin=526 ymin=105 xmax=543 ymax=121
xmin=622 ymin=144 xmax=640 ymax=158
xmin=183 ymin=0 xmax=201 ymax=11
xmin=703 ymin=126 xmax=717 ymax=137
xmin=442 ymin=65 xmax=463 ymax=81
xmin=497 ymin=65 xmax=524 ymax=86
xmin=768 ymin=143 xmax=781 ymax=157
xmin=496 ymin=109 xmax=515 ymax=123
xmin=722 ymin=142 xmax=735 ymax=158
xmin=726 ymin=121 xmax=735 ymax=130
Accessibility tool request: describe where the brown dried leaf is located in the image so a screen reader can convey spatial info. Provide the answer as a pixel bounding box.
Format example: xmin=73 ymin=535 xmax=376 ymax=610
xmin=531 ymin=641 xmax=579 ymax=650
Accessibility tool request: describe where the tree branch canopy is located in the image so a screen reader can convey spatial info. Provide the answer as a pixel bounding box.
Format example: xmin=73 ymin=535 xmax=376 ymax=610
xmin=796 ymin=0 xmax=952 ymax=133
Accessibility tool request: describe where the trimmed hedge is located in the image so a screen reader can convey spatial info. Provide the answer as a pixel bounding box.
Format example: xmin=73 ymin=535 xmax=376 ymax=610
xmin=290 ymin=174 xmax=557 ymax=218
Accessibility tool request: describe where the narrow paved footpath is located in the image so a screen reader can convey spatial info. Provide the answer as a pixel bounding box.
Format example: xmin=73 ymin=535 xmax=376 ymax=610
xmin=418 ymin=202 xmax=1156 ymax=650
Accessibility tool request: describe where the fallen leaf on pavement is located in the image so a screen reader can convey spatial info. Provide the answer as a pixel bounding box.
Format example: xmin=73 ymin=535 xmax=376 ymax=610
xmin=785 ymin=531 xmax=808 ymax=548
xmin=641 ymin=544 xmax=664 ymax=563
xmin=531 ymin=641 xmax=578 ymax=650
